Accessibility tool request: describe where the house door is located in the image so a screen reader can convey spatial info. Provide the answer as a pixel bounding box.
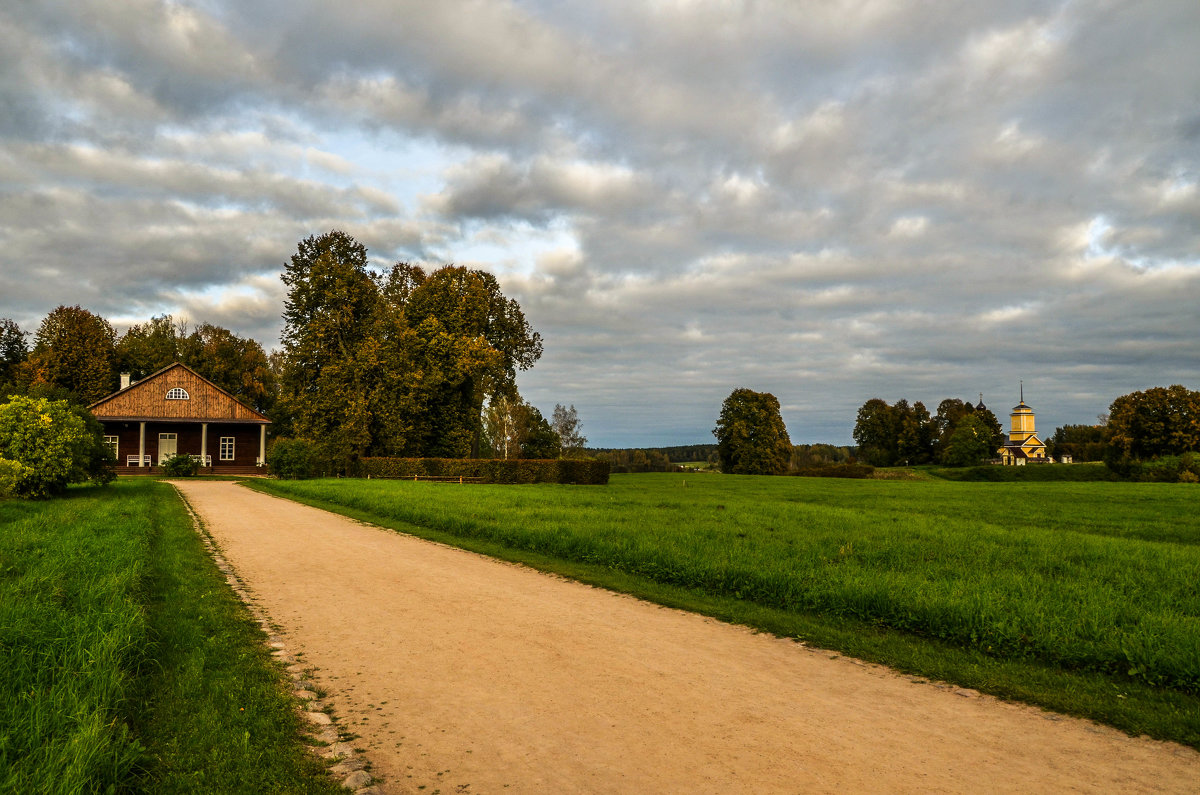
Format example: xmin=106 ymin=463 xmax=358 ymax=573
xmin=158 ymin=433 xmax=177 ymax=464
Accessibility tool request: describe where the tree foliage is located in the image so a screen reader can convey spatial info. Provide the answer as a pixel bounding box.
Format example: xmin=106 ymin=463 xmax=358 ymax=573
xmin=713 ymin=388 xmax=792 ymax=475
xmin=551 ymin=404 xmax=588 ymax=458
xmin=0 ymin=396 xmax=115 ymax=498
xmin=481 ymin=395 xmax=561 ymax=459
xmin=179 ymin=323 xmax=275 ymax=413
xmin=942 ymin=414 xmax=994 ymax=467
xmin=115 ymin=315 xmax=275 ymax=413
xmin=265 ymin=438 xmax=321 ymax=479
xmin=854 ymin=396 xmax=1002 ymax=466
xmin=1106 ymin=385 xmax=1200 ymax=464
xmin=1048 ymin=424 xmax=1108 ymax=462
xmin=115 ymin=315 xmax=182 ymax=379
xmin=0 ymin=318 xmax=28 ymax=394
xmin=278 ymin=231 xmax=543 ymax=466
xmin=27 ymin=306 xmax=116 ymax=404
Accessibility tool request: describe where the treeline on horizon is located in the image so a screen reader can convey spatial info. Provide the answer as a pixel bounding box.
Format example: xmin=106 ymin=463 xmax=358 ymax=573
xmin=589 ymin=443 xmax=856 ymax=473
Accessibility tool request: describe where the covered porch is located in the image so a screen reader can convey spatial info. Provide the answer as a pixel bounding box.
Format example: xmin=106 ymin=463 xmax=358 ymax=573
xmin=104 ymin=419 xmax=268 ymax=475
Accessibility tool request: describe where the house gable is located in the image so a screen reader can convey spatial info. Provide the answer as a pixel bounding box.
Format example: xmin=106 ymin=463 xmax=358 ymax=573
xmin=88 ymin=363 xmax=269 ymax=424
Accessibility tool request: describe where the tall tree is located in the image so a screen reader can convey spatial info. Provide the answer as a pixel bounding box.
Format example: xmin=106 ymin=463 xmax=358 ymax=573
xmin=405 ymin=266 xmax=542 ymax=456
xmin=180 ymin=323 xmax=275 ymax=414
xmin=713 ymin=388 xmax=792 ymax=475
xmin=1107 ymin=385 xmax=1200 ymax=461
xmin=895 ymin=399 xmax=936 ymax=464
xmin=1048 ymin=424 xmax=1108 ymax=462
xmin=551 ymin=404 xmax=588 ymax=458
xmin=276 ymin=234 xmax=543 ymax=464
xmin=27 ymin=306 xmax=116 ymax=404
xmin=0 ymin=318 xmax=28 ymax=394
xmin=853 ymin=398 xmax=899 ymax=466
xmin=942 ymin=414 xmax=994 ymax=467
xmin=482 ymin=393 xmax=524 ymax=459
xmin=278 ymin=231 xmax=380 ymax=464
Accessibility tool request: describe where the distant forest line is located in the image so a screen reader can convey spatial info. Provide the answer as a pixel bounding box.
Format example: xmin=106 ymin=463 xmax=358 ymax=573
xmin=589 ymin=443 xmax=857 ymax=473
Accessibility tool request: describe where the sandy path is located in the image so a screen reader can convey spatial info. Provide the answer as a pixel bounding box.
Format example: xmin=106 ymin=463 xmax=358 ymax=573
xmin=171 ymin=481 xmax=1200 ymax=793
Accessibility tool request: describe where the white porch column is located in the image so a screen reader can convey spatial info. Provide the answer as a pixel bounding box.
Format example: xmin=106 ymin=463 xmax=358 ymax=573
xmin=259 ymin=425 xmax=267 ymax=465
xmin=138 ymin=422 xmax=146 ymax=467
xmin=201 ymin=423 xmax=208 ymax=467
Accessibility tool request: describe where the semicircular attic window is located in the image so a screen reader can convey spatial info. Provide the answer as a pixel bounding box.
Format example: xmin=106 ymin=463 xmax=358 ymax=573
xmin=165 ymin=388 xmax=190 ymax=400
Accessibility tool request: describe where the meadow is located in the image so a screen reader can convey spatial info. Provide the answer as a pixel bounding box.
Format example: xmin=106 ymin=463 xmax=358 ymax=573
xmin=0 ymin=480 xmax=342 ymax=794
xmin=252 ymin=472 xmax=1200 ymax=747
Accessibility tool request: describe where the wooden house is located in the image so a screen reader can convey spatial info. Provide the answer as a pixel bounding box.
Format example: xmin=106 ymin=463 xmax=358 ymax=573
xmin=89 ymin=362 xmax=270 ymax=475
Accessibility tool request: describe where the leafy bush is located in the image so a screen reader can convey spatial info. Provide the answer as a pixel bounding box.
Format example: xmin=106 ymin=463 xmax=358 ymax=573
xmin=932 ymin=463 xmax=1120 ymax=482
xmin=1104 ymin=452 xmax=1200 ymax=483
xmin=0 ymin=458 xmax=31 ymax=499
xmin=1135 ymin=454 xmax=1200 ymax=483
xmin=0 ymin=395 xmax=115 ymax=497
xmin=161 ymin=453 xmax=200 ymax=477
xmin=789 ymin=463 xmax=875 ymax=478
xmin=355 ymin=457 xmax=610 ymax=485
xmin=266 ymin=438 xmax=321 ymax=480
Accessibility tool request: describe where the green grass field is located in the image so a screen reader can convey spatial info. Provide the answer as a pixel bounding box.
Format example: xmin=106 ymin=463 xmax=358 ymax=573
xmin=0 ymin=480 xmax=342 ymax=794
xmin=251 ymin=472 xmax=1200 ymax=748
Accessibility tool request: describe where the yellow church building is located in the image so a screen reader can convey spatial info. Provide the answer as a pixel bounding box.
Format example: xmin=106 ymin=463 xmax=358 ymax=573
xmin=998 ymin=385 xmax=1047 ymax=465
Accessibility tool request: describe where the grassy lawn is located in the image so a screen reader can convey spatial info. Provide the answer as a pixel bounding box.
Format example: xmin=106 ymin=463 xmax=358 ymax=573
xmin=0 ymin=479 xmax=342 ymax=794
xmin=250 ymin=472 xmax=1200 ymax=749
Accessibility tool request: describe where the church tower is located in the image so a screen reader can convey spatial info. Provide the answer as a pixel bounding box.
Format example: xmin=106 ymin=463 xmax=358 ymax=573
xmin=1000 ymin=381 xmax=1046 ymax=464
xmin=1009 ymin=382 xmax=1036 ymax=446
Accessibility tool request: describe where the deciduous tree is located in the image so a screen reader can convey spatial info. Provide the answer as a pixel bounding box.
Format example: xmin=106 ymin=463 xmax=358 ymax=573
xmin=277 ymin=233 xmax=543 ymax=465
xmin=27 ymin=306 xmax=116 ymax=404
xmin=853 ymin=398 xmax=899 ymax=466
xmin=714 ymin=388 xmax=792 ymax=475
xmin=551 ymin=403 xmax=587 ymax=458
xmin=0 ymin=318 xmax=28 ymax=394
xmin=278 ymin=231 xmax=380 ymax=464
xmin=180 ymin=323 xmax=275 ymax=414
xmin=941 ymin=414 xmax=994 ymax=467
xmin=115 ymin=315 xmax=181 ymax=379
xmin=1106 ymin=385 xmax=1200 ymax=461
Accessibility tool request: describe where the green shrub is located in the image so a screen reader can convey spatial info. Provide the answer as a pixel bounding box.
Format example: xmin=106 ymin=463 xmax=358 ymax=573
xmin=1137 ymin=454 xmax=1200 ymax=483
xmin=0 ymin=395 xmax=114 ymax=497
xmin=161 ymin=453 xmax=200 ymax=477
xmin=355 ymin=457 xmax=610 ymax=485
xmin=0 ymin=457 xmax=30 ymax=498
xmin=789 ymin=463 xmax=875 ymax=478
xmin=266 ymin=438 xmax=321 ymax=480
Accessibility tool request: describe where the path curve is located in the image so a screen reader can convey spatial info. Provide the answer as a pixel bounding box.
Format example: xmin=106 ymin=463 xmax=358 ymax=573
xmin=172 ymin=481 xmax=1200 ymax=793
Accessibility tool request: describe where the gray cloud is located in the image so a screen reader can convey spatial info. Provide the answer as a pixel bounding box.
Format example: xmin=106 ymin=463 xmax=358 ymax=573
xmin=2 ymin=0 xmax=1198 ymax=445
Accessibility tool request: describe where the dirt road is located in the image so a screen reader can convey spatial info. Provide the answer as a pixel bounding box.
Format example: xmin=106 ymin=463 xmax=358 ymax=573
xmin=171 ymin=480 xmax=1200 ymax=793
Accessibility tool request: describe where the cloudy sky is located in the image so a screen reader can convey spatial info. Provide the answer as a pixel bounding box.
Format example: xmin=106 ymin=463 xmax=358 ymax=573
xmin=2 ymin=1 xmax=1198 ymax=446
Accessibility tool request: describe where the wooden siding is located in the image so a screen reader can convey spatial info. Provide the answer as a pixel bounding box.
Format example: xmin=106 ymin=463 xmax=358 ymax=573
xmin=102 ymin=421 xmax=264 ymax=467
xmin=90 ymin=363 xmax=269 ymax=423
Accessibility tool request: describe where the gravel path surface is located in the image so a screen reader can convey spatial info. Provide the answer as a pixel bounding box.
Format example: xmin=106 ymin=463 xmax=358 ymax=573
xmin=172 ymin=480 xmax=1200 ymax=794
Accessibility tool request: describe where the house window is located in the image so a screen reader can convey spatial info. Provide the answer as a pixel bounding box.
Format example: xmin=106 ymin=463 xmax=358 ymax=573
xmin=166 ymin=388 xmax=190 ymax=400
xmin=220 ymin=437 xmax=235 ymax=461
xmin=104 ymin=435 xmax=118 ymax=460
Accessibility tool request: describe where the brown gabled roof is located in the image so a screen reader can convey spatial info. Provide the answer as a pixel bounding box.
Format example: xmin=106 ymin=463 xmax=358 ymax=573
xmin=88 ymin=362 xmax=270 ymax=424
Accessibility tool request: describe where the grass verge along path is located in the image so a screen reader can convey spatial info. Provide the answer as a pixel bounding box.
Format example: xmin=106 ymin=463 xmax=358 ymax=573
xmin=0 ymin=479 xmax=342 ymax=794
xmin=250 ymin=473 xmax=1200 ymax=750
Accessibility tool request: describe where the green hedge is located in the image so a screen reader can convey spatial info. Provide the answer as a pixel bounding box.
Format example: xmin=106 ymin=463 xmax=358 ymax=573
xmin=788 ymin=463 xmax=875 ymax=479
xmin=354 ymin=457 xmax=610 ymax=485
